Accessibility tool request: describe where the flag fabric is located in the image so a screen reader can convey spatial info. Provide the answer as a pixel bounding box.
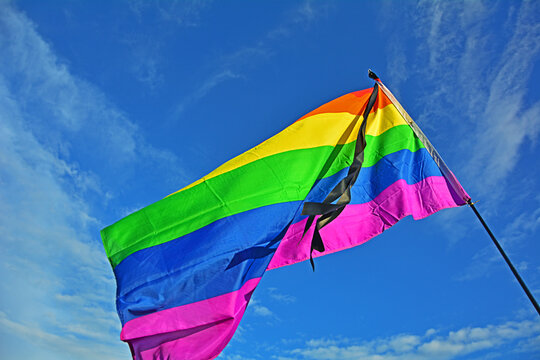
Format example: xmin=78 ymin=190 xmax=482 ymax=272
xmin=101 ymin=82 xmax=470 ymax=360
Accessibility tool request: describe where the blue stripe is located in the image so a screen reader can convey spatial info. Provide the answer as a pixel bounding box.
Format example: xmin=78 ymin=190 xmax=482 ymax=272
xmin=351 ymin=147 xmax=441 ymax=204
xmin=115 ymin=147 xmax=441 ymax=324
xmin=115 ymin=168 xmax=349 ymax=324
xmin=289 ymin=147 xmax=442 ymax=224
xmin=115 ymin=201 xmax=300 ymax=324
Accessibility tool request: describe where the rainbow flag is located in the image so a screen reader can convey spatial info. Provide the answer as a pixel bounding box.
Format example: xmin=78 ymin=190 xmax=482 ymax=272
xmin=101 ymin=80 xmax=469 ymax=360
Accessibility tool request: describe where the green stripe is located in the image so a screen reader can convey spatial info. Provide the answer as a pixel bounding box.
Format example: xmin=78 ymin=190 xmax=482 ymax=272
xmin=364 ymin=125 xmax=424 ymax=167
xmin=102 ymin=124 xmax=423 ymax=268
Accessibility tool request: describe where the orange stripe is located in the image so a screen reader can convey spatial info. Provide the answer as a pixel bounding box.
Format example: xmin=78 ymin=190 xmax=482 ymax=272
xmin=297 ymin=88 xmax=392 ymax=122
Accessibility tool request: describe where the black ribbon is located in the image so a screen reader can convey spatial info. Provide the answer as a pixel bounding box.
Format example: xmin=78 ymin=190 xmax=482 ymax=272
xmin=301 ymin=83 xmax=379 ymax=270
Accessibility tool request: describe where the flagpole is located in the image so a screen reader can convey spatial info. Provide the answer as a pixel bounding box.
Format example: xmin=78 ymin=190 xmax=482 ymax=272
xmin=468 ymin=200 xmax=540 ymax=316
xmin=368 ymin=69 xmax=540 ymax=317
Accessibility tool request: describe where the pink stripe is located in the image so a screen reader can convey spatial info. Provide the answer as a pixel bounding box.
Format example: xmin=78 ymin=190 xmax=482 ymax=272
xmin=268 ymin=176 xmax=464 ymax=270
xmin=122 ymin=277 xmax=260 ymax=360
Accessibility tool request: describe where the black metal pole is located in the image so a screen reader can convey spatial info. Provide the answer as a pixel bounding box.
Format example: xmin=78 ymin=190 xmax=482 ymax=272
xmin=468 ymin=200 xmax=540 ymax=316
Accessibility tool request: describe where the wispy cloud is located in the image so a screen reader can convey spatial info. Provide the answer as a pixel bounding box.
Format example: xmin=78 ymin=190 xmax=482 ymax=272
xmin=0 ymin=9 xmax=137 ymax=164
xmin=0 ymin=1 xmax=189 ymax=200
xmin=129 ymin=0 xmax=212 ymax=27
xmin=455 ymin=201 xmax=540 ymax=282
xmin=219 ymin=353 xmax=258 ymax=360
xmin=172 ymin=0 xmax=329 ymax=118
xmin=243 ymin=287 xmax=297 ymax=320
xmin=385 ymin=0 xmax=540 ymax=200
xmin=173 ymin=70 xmax=243 ymax=116
xmin=280 ymin=318 xmax=540 ymax=360
xmin=382 ymin=0 xmax=540 ymax=284
xmin=125 ymin=0 xmax=214 ymax=90
xmin=127 ymin=38 xmax=164 ymax=90
xmin=0 ymin=312 xmax=125 ymax=360
xmin=268 ymin=287 xmax=297 ymax=304
xmin=0 ymin=73 xmax=127 ymax=358
xmin=0 ymin=3 xmax=188 ymax=358
xmin=463 ymin=2 xmax=540 ymax=194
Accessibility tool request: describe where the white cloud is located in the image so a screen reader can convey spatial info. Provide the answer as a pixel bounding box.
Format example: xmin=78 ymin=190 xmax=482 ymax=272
xmin=0 ymin=1 xmax=189 ymax=203
xmin=381 ymin=0 xmax=540 ymax=287
xmin=283 ymin=318 xmax=540 ymax=360
xmin=1 ymin=7 xmax=137 ymax=161
xmin=306 ymin=338 xmax=341 ymax=347
xmin=253 ymin=305 xmax=274 ymax=317
xmin=0 ymin=2 xmax=189 ymax=359
xmin=0 ymin=72 xmax=128 ymax=358
xmin=268 ymin=287 xmax=297 ymax=304
xmin=219 ymin=354 xmax=258 ymax=360
xmin=387 ymin=0 xmax=540 ymax=199
xmin=249 ymin=299 xmax=274 ymax=318
xmin=387 ymin=334 xmax=422 ymax=353
xmin=0 ymin=312 xmax=126 ymax=360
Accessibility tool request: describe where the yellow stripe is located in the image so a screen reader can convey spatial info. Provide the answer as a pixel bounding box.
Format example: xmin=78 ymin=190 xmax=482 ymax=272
xmin=169 ymin=104 xmax=406 ymax=196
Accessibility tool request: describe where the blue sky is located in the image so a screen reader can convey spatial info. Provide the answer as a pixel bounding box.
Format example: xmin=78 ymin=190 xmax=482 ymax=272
xmin=1 ymin=0 xmax=539 ymax=359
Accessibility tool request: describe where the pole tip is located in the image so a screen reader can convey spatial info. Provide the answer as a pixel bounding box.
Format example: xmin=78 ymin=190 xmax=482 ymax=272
xmin=368 ymin=69 xmax=380 ymax=81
